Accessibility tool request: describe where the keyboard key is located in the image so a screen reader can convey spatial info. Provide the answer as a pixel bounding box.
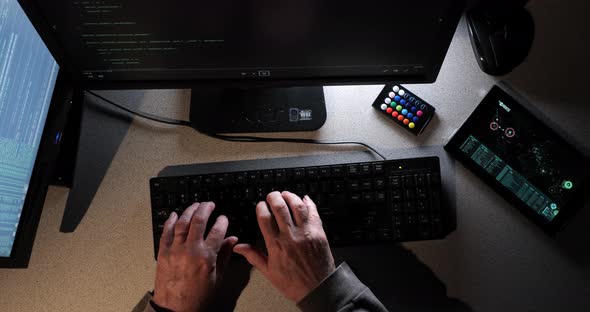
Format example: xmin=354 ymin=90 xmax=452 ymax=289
xmin=417 ymin=200 xmax=428 ymax=212
xmin=362 ymin=192 xmax=374 ymax=202
xmin=248 ymin=171 xmax=260 ymax=183
xmin=333 ymin=181 xmax=345 ymax=193
xmin=308 ymin=182 xmax=319 ymax=194
xmin=293 ymin=169 xmax=305 ymax=180
xmin=261 ymin=171 xmax=273 ymax=183
xmin=347 ymin=164 xmax=360 ymax=176
xmin=428 ymin=173 xmax=441 ymax=185
xmin=374 ymin=178 xmax=385 ymax=190
xmin=274 ymin=170 xmax=287 ymax=183
xmin=217 ymin=174 xmax=233 ymax=186
xmin=375 ymin=192 xmax=385 ymax=203
xmin=306 ymin=168 xmax=318 ymax=179
xmin=403 ymin=175 xmax=415 ymax=187
xmin=348 ymin=180 xmax=360 ymax=192
xmin=390 ymin=176 xmax=402 ymax=188
xmin=361 ymin=180 xmax=373 ymax=190
xmin=235 ymin=173 xmax=247 ymax=185
xmin=331 ymin=166 xmax=345 ymax=177
xmin=415 ymin=174 xmax=426 ymax=186
xmin=319 ymin=167 xmax=331 ymax=178
xmin=416 ymin=187 xmax=428 ymax=200
xmin=373 ymin=163 xmax=384 ymax=175
xmin=360 ymin=164 xmax=372 ymax=176
xmin=377 ymin=229 xmax=391 ymax=241
xmin=391 ymin=202 xmax=403 ymax=214
xmin=404 ymin=189 xmax=415 ymax=201
xmin=404 ymin=201 xmax=416 ymax=213
xmin=392 ymin=189 xmax=402 ymax=201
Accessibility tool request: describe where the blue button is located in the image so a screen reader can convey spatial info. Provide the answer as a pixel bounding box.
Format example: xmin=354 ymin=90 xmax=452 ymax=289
xmin=411 ymin=107 xmax=417 ymax=113
xmin=394 ymin=96 xmax=401 ymax=102
xmin=400 ymin=99 xmax=407 ymax=105
xmin=407 ymin=113 xmax=414 ymax=119
xmin=405 ymin=103 xmax=411 ymax=109
xmin=401 ymin=109 xmax=408 ymax=116
xmin=413 ymin=117 xmax=419 ymax=123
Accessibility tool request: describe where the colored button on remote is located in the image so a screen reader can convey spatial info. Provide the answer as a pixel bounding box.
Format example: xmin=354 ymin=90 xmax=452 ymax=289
xmin=372 ymin=84 xmax=436 ymax=135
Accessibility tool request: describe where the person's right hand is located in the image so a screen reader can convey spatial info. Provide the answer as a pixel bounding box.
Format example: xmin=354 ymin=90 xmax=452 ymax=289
xmin=233 ymin=191 xmax=336 ymax=302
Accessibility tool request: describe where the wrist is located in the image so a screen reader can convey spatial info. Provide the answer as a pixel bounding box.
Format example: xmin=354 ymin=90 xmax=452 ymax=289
xmin=149 ymin=299 xmax=175 ymax=312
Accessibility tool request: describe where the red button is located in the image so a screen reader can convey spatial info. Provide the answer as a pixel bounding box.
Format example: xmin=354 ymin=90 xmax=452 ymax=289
xmin=403 ymin=118 xmax=410 ymax=125
xmin=397 ymin=115 xmax=404 ymax=121
xmin=386 ymin=107 xmax=393 ymax=114
xmin=417 ymin=110 xmax=424 ymax=117
xmin=392 ymin=111 xmax=399 ymax=118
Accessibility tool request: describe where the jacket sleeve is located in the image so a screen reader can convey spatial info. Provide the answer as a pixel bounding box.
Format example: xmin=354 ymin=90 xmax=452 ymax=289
xmin=297 ymin=263 xmax=389 ymax=312
xmin=131 ymin=292 xmax=156 ymax=312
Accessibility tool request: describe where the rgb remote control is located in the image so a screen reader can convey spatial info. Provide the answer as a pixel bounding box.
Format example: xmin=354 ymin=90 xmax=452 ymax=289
xmin=372 ymin=85 xmax=436 ymax=135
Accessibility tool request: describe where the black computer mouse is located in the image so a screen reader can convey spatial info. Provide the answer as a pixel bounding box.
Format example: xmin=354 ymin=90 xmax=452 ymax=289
xmin=467 ymin=7 xmax=535 ymax=76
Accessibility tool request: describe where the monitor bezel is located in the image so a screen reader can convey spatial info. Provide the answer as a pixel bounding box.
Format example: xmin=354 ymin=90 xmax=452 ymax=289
xmin=0 ymin=73 xmax=74 ymax=268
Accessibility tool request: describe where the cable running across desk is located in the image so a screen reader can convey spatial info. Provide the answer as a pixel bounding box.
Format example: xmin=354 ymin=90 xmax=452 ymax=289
xmin=85 ymin=90 xmax=387 ymax=160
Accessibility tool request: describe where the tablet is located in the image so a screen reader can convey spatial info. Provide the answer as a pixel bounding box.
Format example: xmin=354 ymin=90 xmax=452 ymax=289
xmin=445 ymin=83 xmax=590 ymax=235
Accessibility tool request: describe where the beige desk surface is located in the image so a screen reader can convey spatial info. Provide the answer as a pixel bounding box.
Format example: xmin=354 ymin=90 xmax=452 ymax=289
xmin=2 ymin=1 xmax=590 ymax=311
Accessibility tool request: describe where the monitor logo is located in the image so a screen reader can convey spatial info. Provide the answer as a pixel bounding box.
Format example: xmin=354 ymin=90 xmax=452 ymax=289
xmin=289 ymin=108 xmax=312 ymax=122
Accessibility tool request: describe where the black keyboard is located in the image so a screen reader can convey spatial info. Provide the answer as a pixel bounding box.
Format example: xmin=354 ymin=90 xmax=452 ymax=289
xmin=150 ymin=157 xmax=450 ymax=258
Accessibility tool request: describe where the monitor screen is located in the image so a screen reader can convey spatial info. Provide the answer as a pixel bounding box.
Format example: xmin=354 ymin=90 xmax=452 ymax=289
xmin=0 ymin=0 xmax=59 ymax=257
xmin=32 ymin=0 xmax=464 ymax=83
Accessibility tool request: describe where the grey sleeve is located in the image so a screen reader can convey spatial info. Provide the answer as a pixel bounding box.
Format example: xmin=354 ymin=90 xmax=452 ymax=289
xmin=297 ymin=263 xmax=389 ymax=312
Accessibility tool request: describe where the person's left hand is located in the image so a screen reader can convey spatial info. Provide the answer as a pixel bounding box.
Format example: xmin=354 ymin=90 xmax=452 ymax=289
xmin=152 ymin=202 xmax=238 ymax=312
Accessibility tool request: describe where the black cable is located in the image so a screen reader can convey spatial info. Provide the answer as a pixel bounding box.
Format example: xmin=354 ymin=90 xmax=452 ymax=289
xmin=86 ymin=90 xmax=191 ymax=126
xmin=205 ymin=133 xmax=387 ymax=160
xmin=85 ymin=90 xmax=387 ymax=160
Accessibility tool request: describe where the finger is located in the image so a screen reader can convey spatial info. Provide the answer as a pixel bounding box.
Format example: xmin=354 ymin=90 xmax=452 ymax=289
xmin=266 ymin=191 xmax=294 ymax=232
xmin=282 ymin=191 xmax=309 ymax=227
xmin=159 ymin=212 xmax=178 ymax=252
xmin=303 ymin=195 xmax=322 ymax=227
xmin=216 ymin=236 xmax=238 ymax=278
xmin=187 ymin=202 xmax=216 ymax=241
xmin=173 ymin=203 xmax=200 ymax=243
xmin=205 ymin=215 xmax=229 ymax=250
xmin=256 ymin=201 xmax=279 ymax=243
xmin=233 ymin=243 xmax=268 ymax=274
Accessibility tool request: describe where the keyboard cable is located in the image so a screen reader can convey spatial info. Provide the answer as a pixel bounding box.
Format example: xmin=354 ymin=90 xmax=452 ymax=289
xmin=85 ymin=90 xmax=387 ymax=161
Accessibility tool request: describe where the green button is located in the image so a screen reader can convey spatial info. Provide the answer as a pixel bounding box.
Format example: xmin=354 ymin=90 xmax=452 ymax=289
xmin=390 ymin=101 xmax=397 ymax=107
xmin=562 ymin=180 xmax=573 ymax=190
xmin=396 ymin=105 xmax=403 ymax=112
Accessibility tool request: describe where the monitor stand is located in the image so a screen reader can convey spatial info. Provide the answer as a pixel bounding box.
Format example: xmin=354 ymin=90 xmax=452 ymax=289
xmin=190 ymin=86 xmax=327 ymax=133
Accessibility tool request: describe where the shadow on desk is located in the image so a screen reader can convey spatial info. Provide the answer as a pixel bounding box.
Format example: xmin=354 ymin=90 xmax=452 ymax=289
xmin=208 ymin=244 xmax=472 ymax=312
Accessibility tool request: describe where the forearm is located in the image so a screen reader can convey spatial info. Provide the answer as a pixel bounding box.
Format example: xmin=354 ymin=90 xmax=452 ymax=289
xmin=297 ymin=262 xmax=388 ymax=312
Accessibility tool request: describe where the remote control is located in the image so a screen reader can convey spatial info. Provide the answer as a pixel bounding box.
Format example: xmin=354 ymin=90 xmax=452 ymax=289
xmin=372 ymin=85 xmax=435 ymax=135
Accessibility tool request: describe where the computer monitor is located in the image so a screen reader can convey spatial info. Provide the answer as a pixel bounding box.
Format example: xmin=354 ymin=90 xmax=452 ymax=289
xmin=28 ymin=0 xmax=465 ymax=133
xmin=0 ymin=0 xmax=73 ymax=268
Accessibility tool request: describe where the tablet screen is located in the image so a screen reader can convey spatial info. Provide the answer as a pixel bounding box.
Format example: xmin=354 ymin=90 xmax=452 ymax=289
xmin=446 ymin=85 xmax=590 ymax=231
